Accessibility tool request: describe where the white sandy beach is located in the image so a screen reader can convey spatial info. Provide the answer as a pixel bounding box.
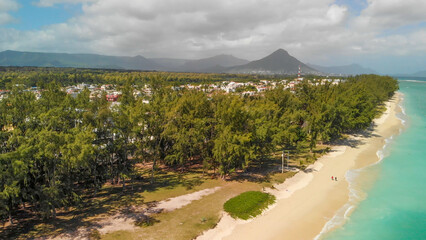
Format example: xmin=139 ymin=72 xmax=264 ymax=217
xmin=197 ymin=93 xmax=403 ymax=240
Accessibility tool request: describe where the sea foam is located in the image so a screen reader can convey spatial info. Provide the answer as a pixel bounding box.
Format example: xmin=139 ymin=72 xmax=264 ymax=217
xmin=313 ymin=168 xmax=365 ymax=240
xmin=399 ymin=79 xmax=426 ymax=83
xmin=321 ymin=80 xmax=426 ymax=240
xmin=314 ymin=95 xmax=405 ymax=240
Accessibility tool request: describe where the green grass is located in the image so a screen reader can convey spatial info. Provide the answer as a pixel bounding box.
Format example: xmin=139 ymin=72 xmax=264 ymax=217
xmin=102 ymin=181 xmax=262 ymax=240
xmin=223 ymin=191 xmax=275 ymax=220
xmin=3 ymin=145 xmax=325 ymax=239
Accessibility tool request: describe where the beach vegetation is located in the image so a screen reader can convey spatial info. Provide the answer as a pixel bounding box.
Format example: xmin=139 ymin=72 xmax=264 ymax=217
xmin=88 ymin=229 xmax=101 ymax=240
xmin=0 ymin=68 xmax=399 ymax=238
xmin=224 ymin=191 xmax=275 ymax=220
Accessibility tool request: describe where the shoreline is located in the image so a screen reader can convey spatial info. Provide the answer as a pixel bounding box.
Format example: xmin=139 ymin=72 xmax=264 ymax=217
xmin=197 ymin=92 xmax=403 ymax=240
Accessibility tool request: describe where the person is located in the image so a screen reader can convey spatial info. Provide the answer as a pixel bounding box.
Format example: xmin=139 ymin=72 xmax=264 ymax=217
xmin=335 ymin=177 xmax=338 ymax=181
xmin=331 ymin=176 xmax=334 ymax=181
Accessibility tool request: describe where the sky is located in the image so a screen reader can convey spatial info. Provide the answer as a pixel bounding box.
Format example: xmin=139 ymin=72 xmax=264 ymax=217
xmin=0 ymin=0 xmax=425 ymax=74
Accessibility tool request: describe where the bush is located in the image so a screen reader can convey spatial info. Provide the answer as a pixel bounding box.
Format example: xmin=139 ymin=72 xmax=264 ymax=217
xmin=134 ymin=215 xmax=159 ymax=227
xmin=224 ymin=191 xmax=275 ymax=220
xmin=88 ymin=229 xmax=101 ymax=240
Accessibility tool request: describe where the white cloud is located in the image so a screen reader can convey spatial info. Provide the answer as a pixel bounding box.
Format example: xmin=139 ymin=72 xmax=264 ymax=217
xmin=56 ymin=0 xmax=348 ymax=59
xmin=0 ymin=0 xmax=19 ymax=25
xmin=34 ymin=0 xmax=97 ymax=7
xmin=354 ymin=0 xmax=426 ymax=30
xmin=0 ymin=0 xmax=425 ymax=73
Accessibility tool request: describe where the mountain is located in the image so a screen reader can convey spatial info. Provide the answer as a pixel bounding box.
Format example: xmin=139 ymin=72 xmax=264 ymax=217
xmin=1 ymin=49 xmax=330 ymax=75
xmin=0 ymin=50 xmax=161 ymax=70
xmin=307 ymin=63 xmax=377 ymax=75
xmin=394 ymin=70 xmax=426 ymax=78
xmin=227 ymin=49 xmax=320 ymax=75
xmin=179 ymin=54 xmax=249 ymax=72
xmin=411 ymin=70 xmax=426 ymax=78
xmin=150 ymin=58 xmax=190 ymax=71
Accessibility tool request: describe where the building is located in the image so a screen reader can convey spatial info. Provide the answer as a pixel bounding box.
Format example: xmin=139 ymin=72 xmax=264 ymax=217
xmin=106 ymin=94 xmax=120 ymax=102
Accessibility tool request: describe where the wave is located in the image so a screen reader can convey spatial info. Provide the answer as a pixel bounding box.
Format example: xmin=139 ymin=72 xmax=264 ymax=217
xmin=399 ymin=79 xmax=426 ymax=83
xmin=314 ymin=125 xmax=404 ymax=239
xmin=397 ymin=113 xmax=406 ymax=126
xmin=313 ymin=169 xmax=364 ymax=240
xmin=374 ymin=136 xmax=392 ymax=165
xmin=396 ymin=93 xmax=407 ymax=126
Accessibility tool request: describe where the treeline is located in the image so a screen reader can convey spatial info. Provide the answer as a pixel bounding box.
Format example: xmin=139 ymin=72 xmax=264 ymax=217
xmin=0 ymin=74 xmax=398 ymax=223
xmin=0 ymin=67 xmax=282 ymax=89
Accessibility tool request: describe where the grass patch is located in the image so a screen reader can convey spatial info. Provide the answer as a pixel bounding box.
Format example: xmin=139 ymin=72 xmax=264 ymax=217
xmin=102 ymin=181 xmax=262 ymax=240
xmin=4 ymin=146 xmax=316 ymax=240
xmin=269 ymin=171 xmax=296 ymax=184
xmin=224 ymin=191 xmax=275 ymax=220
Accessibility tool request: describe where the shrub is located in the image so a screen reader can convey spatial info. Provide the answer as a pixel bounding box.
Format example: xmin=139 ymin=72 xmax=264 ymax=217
xmin=134 ymin=215 xmax=159 ymax=227
xmin=224 ymin=191 xmax=275 ymax=220
xmin=88 ymin=229 xmax=101 ymax=240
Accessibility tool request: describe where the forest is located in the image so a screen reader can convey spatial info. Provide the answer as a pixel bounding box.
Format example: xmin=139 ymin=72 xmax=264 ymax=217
xmin=0 ymin=68 xmax=398 ymax=225
xmin=0 ymin=67 xmax=283 ymax=88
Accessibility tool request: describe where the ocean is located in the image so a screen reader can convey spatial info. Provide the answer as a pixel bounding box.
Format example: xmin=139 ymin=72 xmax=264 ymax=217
xmin=321 ymin=78 xmax=426 ymax=240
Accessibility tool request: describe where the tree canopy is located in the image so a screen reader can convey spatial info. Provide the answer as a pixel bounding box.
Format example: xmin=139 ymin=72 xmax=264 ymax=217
xmin=0 ymin=69 xmax=398 ymax=223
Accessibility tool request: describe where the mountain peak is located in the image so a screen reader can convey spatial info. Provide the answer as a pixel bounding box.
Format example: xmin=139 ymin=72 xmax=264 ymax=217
xmin=271 ymin=48 xmax=289 ymax=55
xmin=227 ymin=49 xmax=319 ymax=74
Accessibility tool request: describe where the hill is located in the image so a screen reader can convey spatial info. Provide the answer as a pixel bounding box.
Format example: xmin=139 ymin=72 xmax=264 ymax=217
xmin=308 ymin=63 xmax=377 ymax=75
xmin=227 ymin=49 xmax=320 ymax=75
xmin=411 ymin=70 xmax=426 ymax=78
xmin=179 ymin=54 xmax=249 ymax=72
xmin=0 ymin=50 xmax=161 ymax=70
xmin=149 ymin=58 xmax=189 ymax=71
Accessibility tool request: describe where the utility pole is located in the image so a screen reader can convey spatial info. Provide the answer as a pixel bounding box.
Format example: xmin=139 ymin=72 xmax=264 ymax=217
xmin=282 ymin=150 xmax=291 ymax=173
xmin=287 ymin=150 xmax=290 ymax=168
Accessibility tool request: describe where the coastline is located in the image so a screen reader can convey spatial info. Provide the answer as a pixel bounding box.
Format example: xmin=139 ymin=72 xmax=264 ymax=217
xmin=197 ymin=92 xmax=403 ymax=240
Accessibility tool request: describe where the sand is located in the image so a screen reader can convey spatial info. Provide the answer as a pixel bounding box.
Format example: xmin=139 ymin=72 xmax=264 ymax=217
xmin=49 ymin=187 xmax=221 ymax=239
xmin=197 ymin=93 xmax=403 ymax=240
xmin=153 ymin=186 xmax=221 ymax=212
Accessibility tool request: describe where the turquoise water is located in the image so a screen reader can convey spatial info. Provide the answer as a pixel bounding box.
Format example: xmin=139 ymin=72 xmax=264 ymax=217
xmin=322 ymin=79 xmax=426 ymax=240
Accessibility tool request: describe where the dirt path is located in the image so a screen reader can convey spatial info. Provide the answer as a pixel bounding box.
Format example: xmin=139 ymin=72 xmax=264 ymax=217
xmin=49 ymin=186 xmax=221 ymax=239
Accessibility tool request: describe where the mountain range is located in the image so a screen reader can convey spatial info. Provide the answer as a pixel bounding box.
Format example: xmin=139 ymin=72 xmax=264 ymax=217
xmin=393 ymin=70 xmax=426 ymax=78
xmin=411 ymin=71 xmax=426 ymax=78
xmin=307 ymin=63 xmax=378 ymax=75
xmin=0 ymin=50 xmax=161 ymax=70
xmin=150 ymin=54 xmax=249 ymax=73
xmin=0 ymin=49 xmax=386 ymax=76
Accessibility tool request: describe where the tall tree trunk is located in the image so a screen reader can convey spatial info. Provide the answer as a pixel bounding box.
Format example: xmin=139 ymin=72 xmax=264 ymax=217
xmin=52 ymin=207 xmax=56 ymax=219
xmin=151 ymin=158 xmax=156 ymax=184
xmin=122 ymin=145 xmax=127 ymax=191
xmin=121 ymin=175 xmax=126 ymax=190
xmin=8 ymin=212 xmax=13 ymax=225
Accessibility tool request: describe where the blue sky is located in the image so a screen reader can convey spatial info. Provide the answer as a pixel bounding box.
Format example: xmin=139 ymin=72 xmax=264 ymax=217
xmin=6 ymin=1 xmax=81 ymax=30
xmin=335 ymin=0 xmax=367 ymax=15
xmin=0 ymin=0 xmax=425 ymax=74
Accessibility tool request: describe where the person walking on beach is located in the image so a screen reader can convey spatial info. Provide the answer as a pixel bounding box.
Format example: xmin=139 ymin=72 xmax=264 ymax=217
xmin=331 ymin=176 xmax=334 ymax=181
xmin=335 ymin=177 xmax=338 ymax=181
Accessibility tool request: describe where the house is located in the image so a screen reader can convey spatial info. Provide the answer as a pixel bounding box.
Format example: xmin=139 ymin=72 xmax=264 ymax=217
xmin=106 ymin=94 xmax=120 ymax=102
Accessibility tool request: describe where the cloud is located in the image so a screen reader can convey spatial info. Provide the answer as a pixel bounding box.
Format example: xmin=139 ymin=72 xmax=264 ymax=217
xmin=0 ymin=0 xmax=20 ymax=25
xmin=34 ymin=0 xmax=97 ymax=7
xmin=0 ymin=0 xmax=424 ymax=74
xmin=52 ymin=0 xmax=349 ymax=59
xmin=354 ymin=0 xmax=426 ymax=30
